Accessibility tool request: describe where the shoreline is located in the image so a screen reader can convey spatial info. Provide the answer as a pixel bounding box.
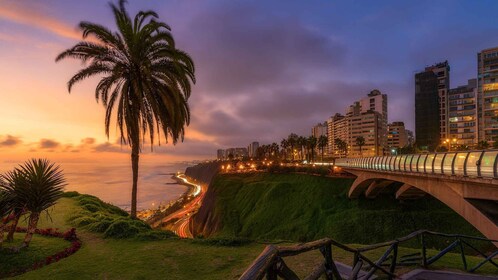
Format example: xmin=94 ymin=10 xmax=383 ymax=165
xmin=138 ymin=173 xmax=199 ymax=225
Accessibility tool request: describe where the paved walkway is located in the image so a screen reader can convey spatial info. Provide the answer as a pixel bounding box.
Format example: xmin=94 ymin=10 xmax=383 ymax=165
xmin=400 ymin=269 xmax=498 ymax=280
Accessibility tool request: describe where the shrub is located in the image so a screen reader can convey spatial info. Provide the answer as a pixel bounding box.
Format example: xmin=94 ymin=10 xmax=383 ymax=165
xmin=62 ymin=191 xmax=80 ymax=198
xmin=135 ymin=230 xmax=176 ymax=241
xmin=193 ymin=237 xmax=252 ymax=247
xmin=86 ymin=219 xmax=113 ymax=233
xmin=104 ymin=219 xmax=144 ymax=238
xmin=72 ymin=216 xmax=97 ymax=227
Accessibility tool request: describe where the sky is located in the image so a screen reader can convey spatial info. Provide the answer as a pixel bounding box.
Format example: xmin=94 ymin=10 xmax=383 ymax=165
xmin=1 ymin=0 xmax=498 ymax=162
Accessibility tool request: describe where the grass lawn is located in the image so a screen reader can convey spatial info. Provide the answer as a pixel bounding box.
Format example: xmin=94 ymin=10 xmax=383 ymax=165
xmin=2 ymin=195 xmax=496 ymax=279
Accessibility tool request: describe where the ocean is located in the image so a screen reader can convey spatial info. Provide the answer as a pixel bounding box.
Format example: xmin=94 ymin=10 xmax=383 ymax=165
xmin=0 ymin=159 xmax=192 ymax=211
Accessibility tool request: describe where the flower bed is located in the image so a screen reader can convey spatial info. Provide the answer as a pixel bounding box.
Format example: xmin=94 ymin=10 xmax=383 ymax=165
xmin=5 ymin=227 xmax=81 ymax=277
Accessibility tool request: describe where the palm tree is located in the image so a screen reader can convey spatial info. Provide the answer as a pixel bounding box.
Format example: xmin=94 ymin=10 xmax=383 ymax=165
xmin=0 ymin=189 xmax=14 ymax=247
xmin=56 ymin=1 xmax=195 ymax=218
xmin=2 ymin=159 xmax=66 ymax=248
xmin=297 ymin=136 xmax=307 ymax=160
xmin=280 ymin=139 xmax=288 ymax=160
xmin=0 ymin=171 xmax=26 ymax=244
xmin=477 ymin=141 xmax=489 ymax=150
xmin=355 ymin=136 xmax=365 ymax=156
xmin=308 ymin=136 xmax=317 ymax=162
xmin=287 ymin=133 xmax=299 ymax=161
xmin=318 ymin=135 xmax=328 ymax=162
xmin=334 ymin=138 xmax=348 ymax=157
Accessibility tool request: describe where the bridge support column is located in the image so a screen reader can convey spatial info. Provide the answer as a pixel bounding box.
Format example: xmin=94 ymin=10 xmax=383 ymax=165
xmin=396 ymin=183 xmax=426 ymax=200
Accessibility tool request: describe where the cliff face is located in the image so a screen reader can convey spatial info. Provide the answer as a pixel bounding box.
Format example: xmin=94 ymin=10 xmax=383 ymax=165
xmin=185 ymin=162 xmax=222 ymax=237
xmin=185 ymin=162 xmax=221 ymax=186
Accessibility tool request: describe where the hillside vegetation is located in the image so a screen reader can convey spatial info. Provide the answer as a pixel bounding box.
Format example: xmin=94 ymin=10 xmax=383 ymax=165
xmin=199 ymin=173 xmax=487 ymax=249
xmin=2 ymin=191 xmax=496 ymax=279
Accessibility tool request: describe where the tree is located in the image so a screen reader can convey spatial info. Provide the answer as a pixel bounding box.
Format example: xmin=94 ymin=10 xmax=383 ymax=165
xmin=2 ymin=159 xmax=66 ymax=248
xmin=477 ymin=141 xmax=489 ymax=150
xmin=56 ymin=1 xmax=195 ymax=218
xmin=297 ymin=136 xmax=307 ymax=160
xmin=280 ymin=139 xmax=289 ymax=160
xmin=287 ymin=133 xmax=299 ymax=160
xmin=493 ymin=137 xmax=498 ymax=149
xmin=0 ymin=189 xmax=14 ymax=247
xmin=307 ymin=136 xmax=317 ymax=162
xmin=334 ymin=138 xmax=348 ymax=157
xmin=355 ymin=136 xmax=365 ymax=156
xmin=318 ymin=135 xmax=328 ymax=162
xmin=0 ymin=172 xmax=25 ymax=244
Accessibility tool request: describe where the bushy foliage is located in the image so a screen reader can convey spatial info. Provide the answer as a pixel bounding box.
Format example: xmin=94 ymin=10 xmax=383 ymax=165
xmin=135 ymin=230 xmax=176 ymax=241
xmin=266 ymin=164 xmax=330 ymax=176
xmin=67 ymin=193 xmax=164 ymax=240
xmin=192 ymin=236 xmax=252 ymax=247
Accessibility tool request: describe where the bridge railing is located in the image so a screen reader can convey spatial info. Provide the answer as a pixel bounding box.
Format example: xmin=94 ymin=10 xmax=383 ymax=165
xmin=239 ymin=230 xmax=498 ymax=280
xmin=335 ymin=150 xmax=498 ymax=179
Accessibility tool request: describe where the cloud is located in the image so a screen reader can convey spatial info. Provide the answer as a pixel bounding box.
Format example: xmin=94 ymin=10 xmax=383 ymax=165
xmin=93 ymin=142 xmax=127 ymax=153
xmin=39 ymin=139 xmax=60 ymax=149
xmin=80 ymin=137 xmax=96 ymax=145
xmin=184 ymin=2 xmax=346 ymax=96
xmin=0 ymin=2 xmax=81 ymax=41
xmin=0 ymin=135 xmax=22 ymax=147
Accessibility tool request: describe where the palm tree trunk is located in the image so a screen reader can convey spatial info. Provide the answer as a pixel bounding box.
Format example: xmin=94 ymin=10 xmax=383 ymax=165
xmin=0 ymin=223 xmax=6 ymax=247
xmin=22 ymin=212 xmax=40 ymax=248
xmin=131 ymin=143 xmax=139 ymax=219
xmin=7 ymin=213 xmax=21 ymax=242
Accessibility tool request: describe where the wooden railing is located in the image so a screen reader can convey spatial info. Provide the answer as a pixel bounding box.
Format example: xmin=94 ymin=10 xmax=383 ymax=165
xmin=239 ymin=230 xmax=498 ymax=280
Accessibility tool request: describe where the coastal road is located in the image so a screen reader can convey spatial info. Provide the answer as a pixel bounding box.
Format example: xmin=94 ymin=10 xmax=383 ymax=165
xmin=161 ymin=174 xmax=207 ymax=238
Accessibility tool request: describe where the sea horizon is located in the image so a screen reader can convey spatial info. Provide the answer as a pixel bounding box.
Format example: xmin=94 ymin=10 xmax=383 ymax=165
xmin=0 ymin=158 xmax=197 ymax=211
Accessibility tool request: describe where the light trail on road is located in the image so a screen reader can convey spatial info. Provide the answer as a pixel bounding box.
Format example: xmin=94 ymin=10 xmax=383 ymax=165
xmin=162 ymin=173 xmax=207 ymax=238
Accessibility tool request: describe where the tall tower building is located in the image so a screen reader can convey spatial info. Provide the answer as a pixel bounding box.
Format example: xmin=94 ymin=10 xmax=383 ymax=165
xmin=448 ymin=79 xmax=478 ymax=146
xmin=247 ymin=142 xmax=259 ymax=158
xmin=477 ymin=47 xmax=498 ymax=143
xmin=387 ymin=122 xmax=409 ymax=149
xmin=311 ymin=122 xmax=327 ymax=138
xmin=415 ymin=61 xmax=450 ymax=150
xmin=327 ymin=90 xmax=388 ymax=158
xmin=327 ymin=113 xmax=349 ymax=158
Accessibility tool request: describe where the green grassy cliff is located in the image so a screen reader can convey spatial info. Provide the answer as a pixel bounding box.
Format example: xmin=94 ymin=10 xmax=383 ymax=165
xmin=194 ymin=172 xmax=487 ymax=248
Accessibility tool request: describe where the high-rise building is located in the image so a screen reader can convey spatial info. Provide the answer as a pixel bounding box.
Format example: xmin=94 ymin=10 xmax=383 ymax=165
xmin=415 ymin=61 xmax=450 ymax=150
xmin=327 ymin=90 xmax=388 ymax=158
xmin=311 ymin=122 xmax=327 ymax=138
xmin=448 ymin=79 xmax=478 ymax=146
xmin=225 ymin=147 xmax=248 ymax=159
xmin=327 ymin=113 xmax=349 ymax=158
xmin=406 ymin=130 xmax=415 ymax=146
xmin=247 ymin=142 xmax=259 ymax=158
xmin=349 ymin=111 xmax=384 ymax=157
xmin=477 ymin=47 xmax=498 ymax=142
xmin=312 ymin=122 xmax=328 ymax=156
xmin=387 ymin=122 xmax=408 ymax=149
xmin=217 ymin=149 xmax=225 ymax=160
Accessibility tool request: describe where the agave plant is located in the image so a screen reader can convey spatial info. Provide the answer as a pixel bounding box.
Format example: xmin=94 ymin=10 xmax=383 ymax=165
xmin=0 ymin=188 xmax=14 ymax=247
xmin=2 ymin=159 xmax=66 ymax=248
xmin=0 ymin=169 xmax=26 ymax=245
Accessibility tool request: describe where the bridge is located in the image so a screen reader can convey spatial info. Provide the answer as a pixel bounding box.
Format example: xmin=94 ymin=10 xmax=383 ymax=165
xmin=334 ymin=150 xmax=498 ymax=242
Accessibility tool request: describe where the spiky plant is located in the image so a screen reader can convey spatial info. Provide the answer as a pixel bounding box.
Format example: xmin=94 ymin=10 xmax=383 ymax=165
xmin=3 ymin=159 xmax=66 ymax=248
xmin=0 ymin=169 xmax=26 ymax=245
xmin=56 ymin=0 xmax=195 ymax=218
xmin=0 ymin=187 xmax=14 ymax=247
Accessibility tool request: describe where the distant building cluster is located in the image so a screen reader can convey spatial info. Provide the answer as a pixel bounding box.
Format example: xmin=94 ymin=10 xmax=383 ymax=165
xmin=217 ymin=142 xmax=260 ymax=160
xmin=217 ymin=147 xmax=248 ymax=160
xmin=415 ymin=46 xmax=498 ymax=150
xmin=326 ymin=89 xmax=399 ymax=158
xmin=216 ymin=45 xmax=498 ymax=159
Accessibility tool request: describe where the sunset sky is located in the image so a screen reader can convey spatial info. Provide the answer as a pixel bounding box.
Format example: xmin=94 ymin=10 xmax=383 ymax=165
xmin=2 ymin=0 xmax=498 ymax=163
